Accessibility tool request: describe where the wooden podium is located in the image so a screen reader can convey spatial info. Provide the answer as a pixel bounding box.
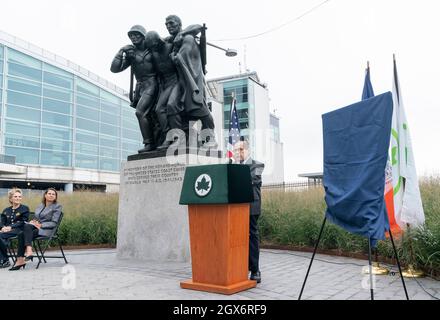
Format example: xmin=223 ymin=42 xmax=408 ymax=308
xmin=179 ymin=164 xmax=256 ymax=295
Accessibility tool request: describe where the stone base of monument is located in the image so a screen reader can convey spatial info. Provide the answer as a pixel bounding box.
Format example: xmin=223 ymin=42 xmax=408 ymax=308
xmin=117 ymin=150 xmax=223 ymax=262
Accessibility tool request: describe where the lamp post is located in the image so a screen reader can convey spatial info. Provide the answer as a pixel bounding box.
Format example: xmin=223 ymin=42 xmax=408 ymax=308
xmin=207 ymin=41 xmax=237 ymax=57
xmin=199 ymin=23 xmax=237 ymax=75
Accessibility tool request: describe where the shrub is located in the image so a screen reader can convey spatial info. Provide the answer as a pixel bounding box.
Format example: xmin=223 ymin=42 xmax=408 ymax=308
xmin=0 ymin=191 xmax=118 ymax=246
xmin=261 ymin=177 xmax=440 ymax=275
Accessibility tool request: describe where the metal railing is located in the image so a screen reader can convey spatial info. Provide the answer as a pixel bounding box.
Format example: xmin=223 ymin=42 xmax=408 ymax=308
xmin=262 ymin=180 xmax=323 ymax=192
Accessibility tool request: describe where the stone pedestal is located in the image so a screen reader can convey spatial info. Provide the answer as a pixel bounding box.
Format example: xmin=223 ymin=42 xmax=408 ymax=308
xmin=117 ymin=151 xmax=223 ymax=262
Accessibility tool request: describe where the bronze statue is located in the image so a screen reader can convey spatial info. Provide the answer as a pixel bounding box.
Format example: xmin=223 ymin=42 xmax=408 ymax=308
xmin=111 ymin=17 xmax=217 ymax=154
xmin=145 ymin=31 xmax=184 ymax=150
xmin=165 ymin=15 xmax=217 ymax=148
xmin=110 ymin=25 xmax=158 ymax=153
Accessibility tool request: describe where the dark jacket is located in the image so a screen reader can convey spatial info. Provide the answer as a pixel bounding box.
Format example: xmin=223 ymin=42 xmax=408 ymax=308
xmin=0 ymin=205 xmax=30 ymax=229
xmin=244 ymin=158 xmax=265 ymax=216
xmin=34 ymin=203 xmax=63 ymax=237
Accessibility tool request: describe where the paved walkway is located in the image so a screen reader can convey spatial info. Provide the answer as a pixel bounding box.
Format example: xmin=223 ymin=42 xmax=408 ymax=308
xmin=0 ymin=249 xmax=439 ymax=300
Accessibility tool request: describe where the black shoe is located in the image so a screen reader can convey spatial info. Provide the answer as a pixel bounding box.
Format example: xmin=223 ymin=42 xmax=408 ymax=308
xmin=0 ymin=260 xmax=11 ymax=268
xmin=156 ymin=140 xmax=172 ymax=151
xmin=9 ymin=263 xmax=26 ymax=271
xmin=250 ymin=271 xmax=261 ymax=283
xmin=138 ymin=144 xmax=156 ymax=153
xmin=25 ymin=255 xmax=34 ymax=262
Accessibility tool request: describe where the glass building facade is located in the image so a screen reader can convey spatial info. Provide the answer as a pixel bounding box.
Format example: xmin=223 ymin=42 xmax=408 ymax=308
xmin=0 ymin=43 xmax=142 ymax=173
xmin=222 ymin=78 xmax=255 ymax=148
xmin=221 ymin=78 xmax=260 ymax=156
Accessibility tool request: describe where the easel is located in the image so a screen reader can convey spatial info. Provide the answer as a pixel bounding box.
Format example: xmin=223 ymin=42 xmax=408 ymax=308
xmin=298 ymin=217 xmax=409 ymax=300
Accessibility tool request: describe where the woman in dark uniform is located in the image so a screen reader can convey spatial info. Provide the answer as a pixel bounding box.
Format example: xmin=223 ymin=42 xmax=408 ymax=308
xmin=0 ymin=188 xmax=30 ymax=268
xmin=10 ymin=187 xmax=62 ymax=270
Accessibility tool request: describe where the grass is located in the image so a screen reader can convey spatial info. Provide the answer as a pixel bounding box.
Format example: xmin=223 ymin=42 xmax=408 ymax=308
xmin=260 ymin=177 xmax=440 ymax=277
xmin=0 ymin=191 xmax=119 ymax=246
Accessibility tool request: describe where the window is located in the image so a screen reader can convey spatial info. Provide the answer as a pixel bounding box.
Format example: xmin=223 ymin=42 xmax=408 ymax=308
xmin=76 ymin=93 xmax=99 ymax=109
xmin=100 ymin=111 xmax=119 ymax=126
xmin=4 ymin=146 xmax=39 ymax=165
xmin=100 ymin=146 xmax=119 ymax=158
xmin=7 ymin=77 xmax=41 ymax=95
xmin=7 ymin=90 xmax=41 ymax=109
xmin=122 ymin=150 xmax=134 ymax=159
xmin=43 ymin=71 xmax=73 ymax=89
xmin=5 ymin=134 xmax=40 ymax=149
xmin=122 ymin=140 xmax=140 ymax=151
xmin=7 ymin=48 xmax=41 ymax=68
xmin=76 ymin=117 xmax=99 ymax=133
xmin=43 ymin=63 xmax=71 ymax=76
xmin=6 ymin=104 xmax=41 ymax=122
xmin=42 ymin=111 xmax=72 ymax=127
xmin=100 ymin=158 xmax=119 ymax=171
xmin=75 ymin=142 xmax=98 ymax=155
xmin=224 ymin=93 xmax=248 ymax=105
xmin=41 ymin=138 xmax=72 ymax=152
xmin=77 ymin=105 xmax=99 ymax=121
xmin=101 ymin=90 xmax=119 ymax=104
xmin=122 ymin=119 xmax=138 ymax=131
xmin=43 ymin=85 xmax=72 ymax=102
xmin=239 ymin=121 xmax=249 ymax=130
xmin=101 ymin=100 xmax=120 ymax=116
xmin=76 ymin=78 xmax=99 ymax=96
xmin=5 ymin=120 xmax=40 ymax=136
xmin=122 ymin=128 xmax=140 ymax=141
xmin=8 ymin=63 xmax=42 ymax=82
xmin=42 ymin=125 xmax=72 ymax=141
xmin=75 ymin=153 xmax=98 ymax=170
xmin=40 ymin=150 xmax=71 ymax=167
xmin=122 ymin=107 xmax=135 ymax=119
xmin=100 ymin=136 xmax=119 ymax=148
xmin=223 ymin=81 xmax=249 ymax=106
xmin=76 ymin=131 xmax=99 ymax=145
xmin=43 ymin=98 xmax=72 ymax=115
xmin=100 ymin=123 xmax=119 ymax=137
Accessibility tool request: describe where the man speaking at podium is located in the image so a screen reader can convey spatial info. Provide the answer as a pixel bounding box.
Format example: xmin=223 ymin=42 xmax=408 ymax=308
xmin=233 ymin=140 xmax=265 ymax=283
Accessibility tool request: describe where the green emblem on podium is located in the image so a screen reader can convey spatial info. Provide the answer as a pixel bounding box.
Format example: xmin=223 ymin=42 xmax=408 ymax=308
xmin=195 ymin=174 xmax=212 ymax=197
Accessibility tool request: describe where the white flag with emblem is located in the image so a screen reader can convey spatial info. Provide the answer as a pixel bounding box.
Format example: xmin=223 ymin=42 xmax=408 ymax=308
xmin=391 ymin=56 xmax=425 ymax=228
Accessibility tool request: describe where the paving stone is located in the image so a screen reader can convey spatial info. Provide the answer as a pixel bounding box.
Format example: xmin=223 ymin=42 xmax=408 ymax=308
xmin=1 ymin=248 xmax=439 ymax=300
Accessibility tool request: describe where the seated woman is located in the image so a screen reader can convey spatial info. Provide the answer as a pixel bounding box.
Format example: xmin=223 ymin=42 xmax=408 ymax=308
xmin=0 ymin=188 xmax=30 ymax=268
xmin=10 ymin=188 xmax=62 ymax=271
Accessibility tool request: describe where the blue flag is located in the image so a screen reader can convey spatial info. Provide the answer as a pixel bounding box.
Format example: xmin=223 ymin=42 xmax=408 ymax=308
xmin=362 ymin=66 xmax=375 ymax=100
xmin=322 ymin=92 xmax=393 ymax=245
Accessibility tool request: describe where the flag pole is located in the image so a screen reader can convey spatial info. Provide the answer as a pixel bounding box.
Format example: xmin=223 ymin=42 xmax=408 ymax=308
xmin=367 ymin=237 xmax=374 ymax=300
xmin=298 ymin=217 xmax=327 ymax=300
xmin=389 ymin=229 xmax=410 ymax=300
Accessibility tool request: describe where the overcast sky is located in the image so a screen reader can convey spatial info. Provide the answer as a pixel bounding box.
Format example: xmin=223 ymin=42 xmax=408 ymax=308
xmin=1 ymin=0 xmax=439 ymax=181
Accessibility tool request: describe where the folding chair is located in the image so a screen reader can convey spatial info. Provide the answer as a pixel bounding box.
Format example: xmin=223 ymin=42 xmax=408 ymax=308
xmin=6 ymin=235 xmax=18 ymax=264
xmin=33 ymin=211 xmax=68 ymax=269
xmin=5 ymin=212 xmax=34 ymax=264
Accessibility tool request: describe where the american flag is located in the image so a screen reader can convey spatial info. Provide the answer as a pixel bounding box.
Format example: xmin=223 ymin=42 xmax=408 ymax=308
xmin=226 ymin=96 xmax=241 ymax=159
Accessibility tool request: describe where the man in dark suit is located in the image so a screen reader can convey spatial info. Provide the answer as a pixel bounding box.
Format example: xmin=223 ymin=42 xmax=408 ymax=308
xmin=233 ymin=140 xmax=264 ymax=283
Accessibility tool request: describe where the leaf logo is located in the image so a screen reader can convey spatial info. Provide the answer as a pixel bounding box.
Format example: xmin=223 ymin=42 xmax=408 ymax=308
xmin=194 ymin=174 xmax=212 ymax=197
